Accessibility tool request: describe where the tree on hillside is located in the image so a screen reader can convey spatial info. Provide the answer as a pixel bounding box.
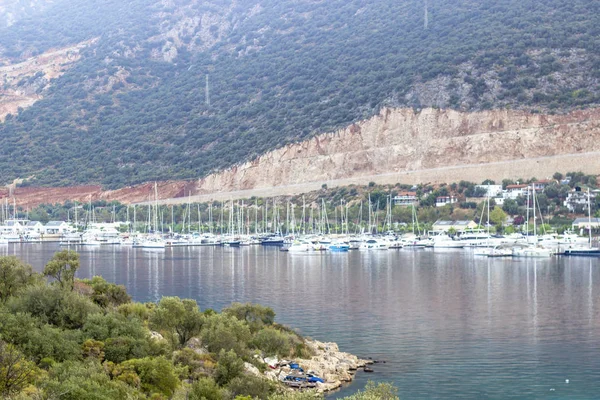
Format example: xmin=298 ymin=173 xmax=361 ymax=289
xmin=0 ymin=256 xmax=39 ymax=302
xmin=490 ymin=206 xmax=508 ymax=227
xmin=149 ymin=297 xmax=204 ymax=347
xmin=43 ymin=250 xmax=80 ymax=291
xmin=0 ymin=341 xmax=39 ymax=397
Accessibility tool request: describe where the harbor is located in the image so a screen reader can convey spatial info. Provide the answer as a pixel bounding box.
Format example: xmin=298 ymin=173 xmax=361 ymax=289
xmin=3 ymin=242 xmax=599 ymax=398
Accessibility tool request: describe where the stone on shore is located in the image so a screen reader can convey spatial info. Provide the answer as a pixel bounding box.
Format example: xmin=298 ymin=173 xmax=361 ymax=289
xmin=263 ymin=339 xmax=368 ymax=393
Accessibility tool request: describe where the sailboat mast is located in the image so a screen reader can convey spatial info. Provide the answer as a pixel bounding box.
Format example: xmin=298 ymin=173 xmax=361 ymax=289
xmin=588 ymin=188 xmax=592 ymax=249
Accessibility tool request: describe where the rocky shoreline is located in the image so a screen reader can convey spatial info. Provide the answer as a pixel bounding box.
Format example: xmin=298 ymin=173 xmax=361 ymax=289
xmin=260 ymin=339 xmax=372 ymax=393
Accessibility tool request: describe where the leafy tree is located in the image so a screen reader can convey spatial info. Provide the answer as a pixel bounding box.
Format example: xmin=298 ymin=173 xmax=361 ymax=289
xmin=502 ymin=179 xmax=515 ymax=189
xmin=0 ymin=256 xmax=40 ymax=302
xmin=490 ymin=206 xmax=508 ymax=226
xmin=228 ymin=374 xmax=275 ymax=398
xmin=189 ymin=377 xmax=228 ymax=400
xmin=223 ymin=303 xmax=275 ymax=333
xmin=251 ymin=327 xmax=293 ymax=357
xmin=41 ymin=360 xmax=140 ymax=400
xmin=122 ymin=356 xmax=180 ymax=398
xmin=214 ymin=349 xmax=244 ymax=386
xmin=502 ymin=199 xmax=519 ymax=215
xmin=43 ymin=250 xmax=80 ymax=291
xmin=343 ymin=381 xmax=399 ymax=400
xmin=82 ymin=339 xmax=105 ymax=361
xmin=81 ymin=276 xmax=131 ymax=308
xmin=0 ymin=341 xmax=39 ymax=398
xmin=201 ymin=314 xmax=252 ymax=356
xmin=83 ymin=312 xmax=147 ymax=343
xmin=172 ymin=348 xmax=216 ymax=381
xmin=149 ymin=297 xmax=204 ymax=348
xmin=8 ymin=284 xmax=100 ymax=330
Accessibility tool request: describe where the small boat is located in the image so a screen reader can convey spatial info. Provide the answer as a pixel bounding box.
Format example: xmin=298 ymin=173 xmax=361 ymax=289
xmin=286 ymin=240 xmax=315 ymax=253
xmin=329 ymin=240 xmax=350 ymax=252
xmin=260 ymin=236 xmax=285 ymax=246
xmin=512 ymin=245 xmax=552 ymax=258
xmin=474 ymin=246 xmax=513 ymax=257
xmin=563 ymin=247 xmax=600 ymax=256
xmin=359 ymin=238 xmax=388 ymax=250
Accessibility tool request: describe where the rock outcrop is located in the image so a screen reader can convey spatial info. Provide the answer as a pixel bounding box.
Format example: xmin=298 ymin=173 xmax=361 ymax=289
xmin=194 ymin=107 xmax=600 ymax=195
xmin=263 ymin=339 xmax=368 ymax=393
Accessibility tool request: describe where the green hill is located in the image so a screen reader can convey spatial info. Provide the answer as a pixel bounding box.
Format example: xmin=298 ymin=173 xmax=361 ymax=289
xmin=1 ymin=0 xmax=599 ymax=188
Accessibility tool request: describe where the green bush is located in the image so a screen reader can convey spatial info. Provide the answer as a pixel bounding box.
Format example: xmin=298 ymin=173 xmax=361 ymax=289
xmin=189 ymin=377 xmax=228 ymax=400
xmin=201 ymin=314 xmax=252 ymax=356
xmin=121 ymin=356 xmax=180 ymax=398
xmin=214 ymin=349 xmax=244 ymax=386
xmin=227 ymin=374 xmax=275 ymax=398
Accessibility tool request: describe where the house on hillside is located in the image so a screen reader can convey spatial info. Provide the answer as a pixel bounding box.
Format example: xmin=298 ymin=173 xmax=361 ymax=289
xmin=563 ymin=189 xmax=600 ymax=212
xmin=475 ymin=184 xmax=503 ymax=198
xmin=532 ymin=180 xmax=554 ymax=191
xmin=435 ymin=196 xmax=458 ymax=207
xmin=504 ymin=184 xmax=528 ymax=199
xmin=393 ymin=192 xmax=418 ymax=206
xmin=432 ymin=220 xmax=478 ymax=232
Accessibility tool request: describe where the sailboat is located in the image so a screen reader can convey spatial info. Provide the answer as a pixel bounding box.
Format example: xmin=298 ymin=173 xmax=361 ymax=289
xmin=512 ymin=185 xmax=552 ymax=258
xmin=474 ymin=187 xmax=511 ymax=257
xmin=139 ymin=183 xmax=166 ymax=250
xmin=564 ymin=189 xmax=600 ymax=256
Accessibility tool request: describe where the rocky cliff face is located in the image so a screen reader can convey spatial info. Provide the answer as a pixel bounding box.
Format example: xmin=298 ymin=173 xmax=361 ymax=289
xmin=194 ymin=107 xmax=600 ymax=194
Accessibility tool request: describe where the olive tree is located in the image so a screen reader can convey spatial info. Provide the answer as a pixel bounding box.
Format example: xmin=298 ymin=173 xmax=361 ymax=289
xmin=149 ymin=297 xmax=204 ymax=347
xmin=43 ymin=250 xmax=80 ymax=291
xmin=0 ymin=256 xmax=39 ymax=302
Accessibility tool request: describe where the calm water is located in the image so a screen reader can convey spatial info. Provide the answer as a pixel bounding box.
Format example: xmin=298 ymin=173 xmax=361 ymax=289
xmin=3 ymin=243 xmax=599 ymax=399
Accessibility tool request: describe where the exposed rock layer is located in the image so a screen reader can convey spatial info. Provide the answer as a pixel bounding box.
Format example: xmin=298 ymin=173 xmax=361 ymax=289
xmin=195 ymin=107 xmax=600 ymax=194
xmin=6 ymin=107 xmax=600 ymax=207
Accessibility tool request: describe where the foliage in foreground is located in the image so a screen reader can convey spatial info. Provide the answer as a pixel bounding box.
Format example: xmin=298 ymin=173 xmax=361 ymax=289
xmin=0 ymin=251 xmax=398 ymax=399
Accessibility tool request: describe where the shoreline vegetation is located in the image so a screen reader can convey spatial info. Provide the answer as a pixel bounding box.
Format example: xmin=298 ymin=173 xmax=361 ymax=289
xmin=0 ymin=251 xmax=398 ymax=399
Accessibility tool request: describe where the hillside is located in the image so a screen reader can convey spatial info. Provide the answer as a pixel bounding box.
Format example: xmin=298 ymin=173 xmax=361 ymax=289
xmin=0 ymin=0 xmax=599 ymax=188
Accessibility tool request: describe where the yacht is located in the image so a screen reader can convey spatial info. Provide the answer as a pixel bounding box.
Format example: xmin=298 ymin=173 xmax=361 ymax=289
xmin=359 ymin=238 xmax=389 ymax=250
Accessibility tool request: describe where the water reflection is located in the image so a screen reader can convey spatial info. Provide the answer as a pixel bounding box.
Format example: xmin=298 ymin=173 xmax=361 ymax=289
xmin=5 ymin=243 xmax=600 ymax=399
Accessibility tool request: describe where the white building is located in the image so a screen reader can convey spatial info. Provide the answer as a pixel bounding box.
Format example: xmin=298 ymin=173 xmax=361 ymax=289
xmin=435 ymin=196 xmax=458 ymax=207
xmin=475 ymin=185 xmax=503 ymax=198
xmin=393 ymin=192 xmax=418 ymax=206
xmin=44 ymin=221 xmax=72 ymax=235
xmin=0 ymin=220 xmax=24 ymax=235
xmin=504 ymin=184 xmax=529 ymax=199
xmin=572 ymin=217 xmax=600 ymax=230
xmin=25 ymin=221 xmax=44 ymax=234
xmin=563 ymin=189 xmax=600 ymax=212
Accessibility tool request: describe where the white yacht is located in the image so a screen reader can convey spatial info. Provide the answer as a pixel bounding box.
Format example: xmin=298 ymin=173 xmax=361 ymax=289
xmin=359 ymin=238 xmax=389 ymax=250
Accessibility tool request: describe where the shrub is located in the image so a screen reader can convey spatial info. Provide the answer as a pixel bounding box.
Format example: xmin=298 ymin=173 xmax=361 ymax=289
xmin=227 ymin=374 xmax=275 ymax=398
xmin=215 ymin=349 xmax=244 ymax=386
xmin=121 ymin=356 xmax=180 ymax=398
xmin=189 ymin=377 xmax=228 ymax=400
